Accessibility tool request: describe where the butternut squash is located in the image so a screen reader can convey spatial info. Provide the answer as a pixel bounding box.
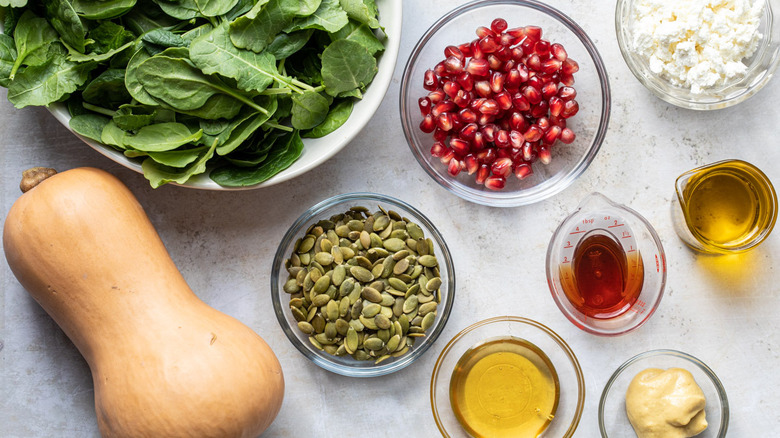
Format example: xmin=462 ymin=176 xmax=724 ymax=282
xmin=3 ymin=167 xmax=284 ymax=437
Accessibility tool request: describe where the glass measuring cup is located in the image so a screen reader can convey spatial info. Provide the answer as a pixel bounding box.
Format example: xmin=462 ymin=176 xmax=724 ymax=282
xmin=546 ymin=193 xmax=667 ymax=336
xmin=672 ymin=159 xmax=777 ymax=254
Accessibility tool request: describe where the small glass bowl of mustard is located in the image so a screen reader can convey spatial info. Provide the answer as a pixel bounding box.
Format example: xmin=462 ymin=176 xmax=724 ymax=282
xmin=599 ymin=349 xmax=729 ymax=437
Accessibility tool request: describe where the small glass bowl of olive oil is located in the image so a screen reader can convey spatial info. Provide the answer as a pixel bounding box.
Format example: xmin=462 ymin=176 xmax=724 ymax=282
xmin=673 ymin=159 xmax=777 ymax=254
xmin=431 ymin=317 xmax=585 ymax=438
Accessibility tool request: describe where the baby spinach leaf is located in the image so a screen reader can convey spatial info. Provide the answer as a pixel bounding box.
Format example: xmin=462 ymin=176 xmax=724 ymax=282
xmin=210 ymin=130 xmax=303 ymax=186
xmin=0 ymin=0 xmax=28 ymax=6
xmin=266 ymin=29 xmax=313 ymax=60
xmin=7 ymin=46 xmax=96 ymax=108
xmin=90 ymin=21 xmax=136 ymax=53
xmin=126 ymin=145 xmax=208 ymax=167
xmin=330 ymin=19 xmax=384 ymax=55
xmin=216 ymin=97 xmax=277 ymax=155
xmin=125 ymin=46 xmax=160 ymax=106
xmin=190 ymin=22 xmax=281 ymax=93
xmin=285 ymin=46 xmax=322 ymax=84
xmin=101 ymin=120 xmax=128 ymax=148
xmin=229 ymin=0 xmax=297 ymax=53
xmin=2 ymin=5 xmax=24 ymax=35
xmin=291 ymin=90 xmax=328 ymax=130
xmin=67 ymin=40 xmax=134 ymax=63
xmin=172 ymin=93 xmax=244 ymax=120
xmin=0 ymin=34 xmax=16 ymax=87
xmin=302 ymin=98 xmax=352 ymax=138
xmin=124 ymin=122 xmax=202 ymax=151
xmin=321 ymin=39 xmax=376 ymax=97
xmin=338 ymin=0 xmax=379 ymax=29
xmin=181 ymin=23 xmax=213 ymax=43
xmin=83 ymin=68 xmax=132 ymax=109
xmin=123 ymin=4 xmax=177 ymax=35
xmin=192 ymin=0 xmax=239 ymax=17
xmin=113 ymin=104 xmax=157 ymax=130
xmin=10 ymin=10 xmax=58 ymax=79
xmin=296 ymin=0 xmax=323 ymax=17
xmin=142 ymin=28 xmax=188 ymax=50
xmin=45 ymin=0 xmax=87 ymax=53
xmin=154 ymin=0 xmax=200 ymax=20
xmin=224 ymin=0 xmax=254 ymax=20
xmin=72 ymin=0 xmax=137 ymax=20
xmin=142 ymin=138 xmax=217 ymax=188
xmin=69 ymin=112 xmax=110 ymax=143
xmin=285 ymin=0 xmax=347 ymax=34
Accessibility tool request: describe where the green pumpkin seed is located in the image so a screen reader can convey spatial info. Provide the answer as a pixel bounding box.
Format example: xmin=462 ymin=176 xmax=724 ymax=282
xmin=392 ymin=249 xmax=410 ymax=261
xmin=299 ymin=252 xmax=311 ymax=265
xmin=383 ymin=238 xmax=406 ymax=252
xmin=359 ymin=315 xmax=379 ymax=330
xmin=380 ymin=293 xmax=395 ymax=307
xmin=309 ymin=336 xmax=324 ymax=350
xmin=379 ymin=306 xmax=394 ymax=319
xmin=291 ymin=306 xmax=306 ymax=322
xmin=374 ymin=354 xmax=391 ymax=365
xmin=393 ymin=258 xmax=410 ymax=275
xmin=421 ymin=312 xmax=436 ymax=331
xmin=353 ymin=349 xmax=371 ymax=361
xmin=362 ymin=303 xmax=381 ymax=318
xmin=314 ymin=251 xmax=334 ymax=266
xmin=339 ymin=297 xmax=350 ymax=318
xmin=298 ymin=235 xmax=316 ymax=253
xmin=393 ymin=298 xmax=405 ymax=317
xmin=348 ymin=283 xmax=362 ymax=304
xmin=391 ymin=346 xmax=409 ymax=357
xmin=312 ymin=314 xmax=326 ymax=333
xmin=312 ymin=294 xmax=331 ymax=308
xmin=373 ymin=215 xmax=390 ymax=231
xmin=320 ymin=238 xmax=333 ymax=254
xmin=326 ymin=300 xmax=339 ymax=321
xmin=349 ymin=319 xmax=364 ymax=332
xmin=324 ymin=322 xmax=337 ymax=340
xmin=350 ymin=266 xmax=374 ymax=283
xmin=386 ymin=334 xmax=401 ymax=352
xmin=359 ymin=230 xmax=371 ymax=249
xmin=289 ymin=298 xmax=304 ymax=309
xmin=398 ymin=314 xmax=410 ymax=335
xmin=345 ymin=328 xmax=358 ymax=354
xmin=425 ymin=277 xmax=442 ymax=292
xmin=297 ymin=321 xmax=315 ymax=334
xmin=418 ymin=255 xmax=438 ymax=267
xmin=335 ymin=318 xmax=350 ymax=336
xmin=374 ymin=314 xmax=392 ymax=330
xmin=364 ymin=337 xmax=384 ymax=351
xmin=376 ymin=329 xmax=390 ymax=343
xmin=418 ymin=293 xmax=435 ymax=304
xmin=313 ymin=276 xmax=331 ymax=294
xmin=361 ymin=286 xmax=383 ymax=303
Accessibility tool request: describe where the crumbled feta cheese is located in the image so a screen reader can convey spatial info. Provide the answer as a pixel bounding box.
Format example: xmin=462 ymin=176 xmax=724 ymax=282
xmin=630 ymin=0 xmax=763 ymax=94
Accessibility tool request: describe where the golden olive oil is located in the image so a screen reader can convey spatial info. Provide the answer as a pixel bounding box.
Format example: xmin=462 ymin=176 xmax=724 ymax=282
xmin=449 ymin=337 xmax=559 ymax=438
xmin=677 ymin=160 xmax=777 ymax=252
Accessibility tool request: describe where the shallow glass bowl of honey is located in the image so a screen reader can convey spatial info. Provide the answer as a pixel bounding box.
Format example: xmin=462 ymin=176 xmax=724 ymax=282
xmin=599 ymin=349 xmax=729 ymax=438
xmin=430 ymin=316 xmax=585 ymax=438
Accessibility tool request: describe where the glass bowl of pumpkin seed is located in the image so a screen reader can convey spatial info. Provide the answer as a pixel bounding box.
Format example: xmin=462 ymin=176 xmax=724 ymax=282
xmin=271 ymin=192 xmax=455 ymax=377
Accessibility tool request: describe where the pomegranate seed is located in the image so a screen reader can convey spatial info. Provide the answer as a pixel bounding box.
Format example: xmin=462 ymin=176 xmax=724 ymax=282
xmin=524 ymin=26 xmax=542 ymax=41
xmin=543 ymin=125 xmax=562 ymax=144
xmin=541 ymin=82 xmax=558 ymax=99
xmin=551 ymin=43 xmax=567 ymax=61
xmin=470 ymin=39 xmax=484 ymax=60
xmin=512 ymin=93 xmax=530 ymax=111
xmin=444 ymin=56 xmax=464 ymax=74
xmin=436 ymin=112 xmax=453 ymax=131
xmin=466 ymin=58 xmax=489 ymax=77
xmin=430 ymin=141 xmax=446 ymax=157
xmin=479 ymin=36 xmax=501 ymax=54
xmin=431 ymin=101 xmax=456 ymax=117
xmin=428 ymin=89 xmax=445 ymax=103
xmin=485 ymin=175 xmax=506 ymax=190
xmin=550 ymin=115 xmax=567 ymax=128
xmin=490 ymin=71 xmax=505 ymax=93
xmin=433 ymin=127 xmax=448 ymax=142
xmin=530 ymin=100 xmax=548 ymax=118
xmin=434 ymin=61 xmax=447 ymax=77
xmin=562 ymin=58 xmax=579 ymax=74
xmin=534 ymin=40 xmax=550 ymax=57
xmin=495 ymin=46 xmax=511 ymax=61
xmin=526 ymin=54 xmax=541 ymax=71
xmin=506 ymin=27 xmax=526 ymax=38
xmin=491 ymin=157 xmax=513 ymax=177
xmin=458 ymin=108 xmax=477 ymax=123
xmin=501 ymin=59 xmax=516 ymax=73
xmin=450 ymin=137 xmax=471 ymax=156
xmin=538 ymin=146 xmax=551 ymax=164
xmin=439 ymin=147 xmax=455 ymax=164
xmin=453 ymin=89 xmax=471 ymax=107
xmin=516 ymin=64 xmax=530 ymax=82
xmin=460 ymin=123 xmax=478 ymax=140
xmin=464 ymin=154 xmax=479 ymax=174
xmin=524 ymin=125 xmax=543 ymax=142
xmin=541 ymin=59 xmax=562 ymax=74
xmin=475 ymin=164 xmax=490 ymax=184
xmin=423 ymin=70 xmax=438 ymax=91
xmin=509 ymin=130 xmax=524 ymax=147
xmin=469 ymin=97 xmax=486 ymax=111
xmin=451 ymin=116 xmax=463 ymax=132
xmin=511 ymin=47 xmax=524 ymax=61
xmin=418 ymin=97 xmax=432 ymax=116
xmin=560 ymin=128 xmax=576 ymax=144
xmin=495 ymin=91 xmax=513 ymax=110
xmin=491 ymin=18 xmax=508 ymax=34
xmin=458 ymin=42 xmax=473 ymax=57
xmin=537 ymin=116 xmax=550 ymax=132
xmin=479 ymin=99 xmax=500 ymax=115
xmin=443 ymin=81 xmax=461 ymax=98
xmin=487 ymin=54 xmax=502 ymax=70
xmin=549 ymin=96 xmax=564 ymax=117
xmin=472 ymin=131 xmax=486 ymax=149
xmin=498 ymin=33 xmax=515 ymax=47
xmin=514 ymin=163 xmax=533 ymax=179
xmin=521 ymin=38 xmax=535 ymax=54
xmin=447 ymin=158 xmax=462 ymax=176
xmin=476 ymin=26 xmax=495 ymax=38
xmin=477 ymin=113 xmax=495 ymax=126
xmin=420 ymin=114 xmax=435 ymax=133
xmin=522 ymin=141 xmax=536 ymax=162
xmin=561 ymin=100 xmax=579 ymax=118
xmin=509 ymin=112 xmax=527 ymax=131
xmin=558 ymin=86 xmax=576 ymax=101
xmin=474 ymin=80 xmax=492 ymax=98
xmin=561 ymin=72 xmax=575 ymax=86
xmin=456 ymin=72 xmax=474 ymax=91
xmin=476 ymin=147 xmax=496 ymax=163
xmin=522 ymin=85 xmax=542 ymax=105
xmin=505 ymin=69 xmax=522 ymax=90
xmin=481 ymin=124 xmax=497 ymax=142
xmin=444 ymin=45 xmax=464 ymax=60
xmin=527 ymin=75 xmax=542 ymax=90
xmin=494 ymin=129 xmax=510 ymax=148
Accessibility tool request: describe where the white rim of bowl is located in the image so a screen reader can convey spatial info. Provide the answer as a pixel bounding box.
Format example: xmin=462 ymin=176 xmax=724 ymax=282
xmin=400 ymin=0 xmax=612 ymax=207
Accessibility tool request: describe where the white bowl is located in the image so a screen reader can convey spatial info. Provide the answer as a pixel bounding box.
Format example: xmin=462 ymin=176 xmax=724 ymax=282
xmin=44 ymin=1 xmax=402 ymax=190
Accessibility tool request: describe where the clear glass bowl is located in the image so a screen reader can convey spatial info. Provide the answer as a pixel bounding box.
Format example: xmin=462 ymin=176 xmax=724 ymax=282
xmin=430 ymin=316 xmax=585 ymax=437
xmin=599 ymin=349 xmax=729 ymax=437
xmin=616 ymin=0 xmax=780 ymax=110
xmin=270 ymin=193 xmax=455 ymax=377
xmin=400 ymin=0 xmax=611 ymax=207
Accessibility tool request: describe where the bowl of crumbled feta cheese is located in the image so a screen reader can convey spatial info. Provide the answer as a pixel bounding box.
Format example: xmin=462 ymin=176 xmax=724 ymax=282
xmin=616 ymin=0 xmax=780 ymax=110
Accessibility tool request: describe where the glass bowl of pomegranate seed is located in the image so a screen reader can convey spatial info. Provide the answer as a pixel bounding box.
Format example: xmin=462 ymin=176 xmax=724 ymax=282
xmin=616 ymin=0 xmax=780 ymax=110
xmin=400 ymin=0 xmax=611 ymax=207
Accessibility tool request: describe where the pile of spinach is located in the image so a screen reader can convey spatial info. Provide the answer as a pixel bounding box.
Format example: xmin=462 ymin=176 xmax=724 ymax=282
xmin=0 ymin=0 xmax=385 ymax=187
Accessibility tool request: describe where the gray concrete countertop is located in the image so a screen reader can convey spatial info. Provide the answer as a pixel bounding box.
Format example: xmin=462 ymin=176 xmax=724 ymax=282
xmin=2 ymin=1 xmax=778 ymax=436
